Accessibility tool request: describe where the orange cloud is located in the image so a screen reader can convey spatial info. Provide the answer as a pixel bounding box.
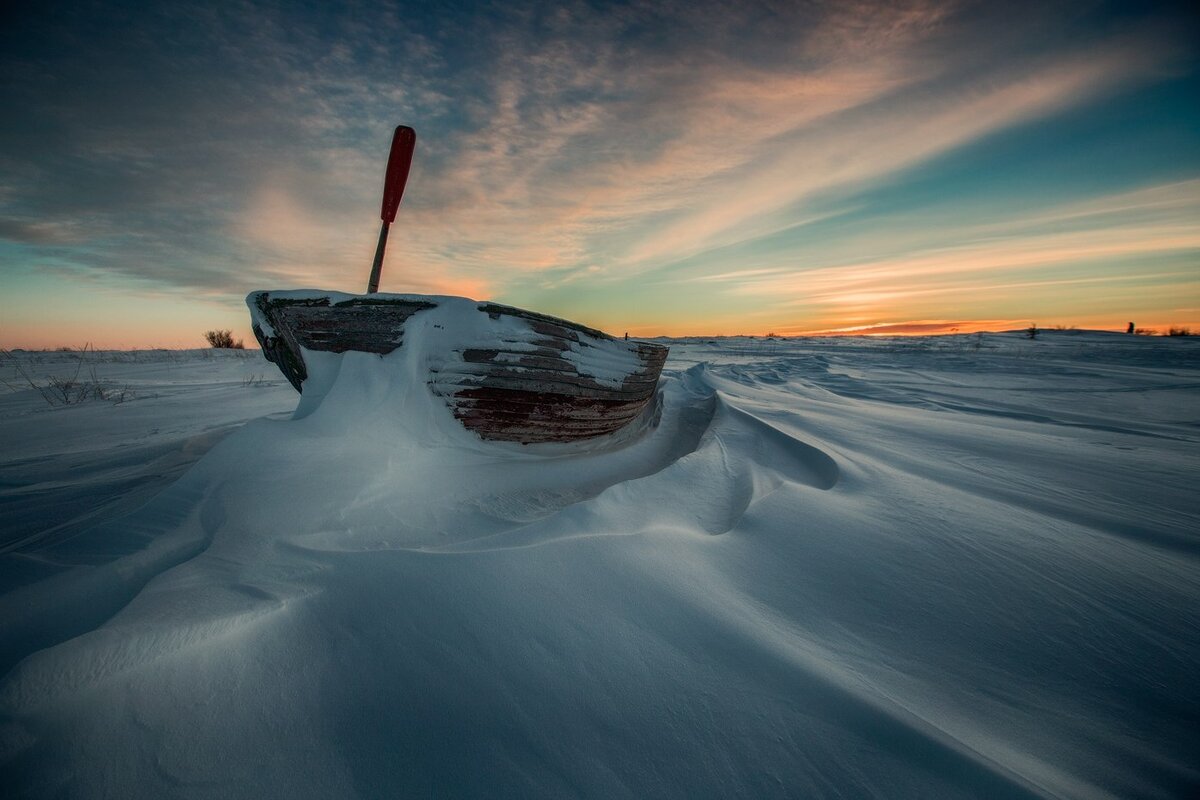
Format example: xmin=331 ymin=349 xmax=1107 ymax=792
xmin=679 ymin=181 xmax=1200 ymax=320
xmin=790 ymin=319 xmax=1023 ymax=336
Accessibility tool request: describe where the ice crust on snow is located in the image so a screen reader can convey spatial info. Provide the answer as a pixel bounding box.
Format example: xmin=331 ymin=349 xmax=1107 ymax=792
xmin=0 ymin=331 xmax=1197 ymax=798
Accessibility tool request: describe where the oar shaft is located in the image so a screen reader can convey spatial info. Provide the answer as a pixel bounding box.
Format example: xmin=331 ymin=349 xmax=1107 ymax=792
xmin=366 ymin=221 xmax=390 ymax=294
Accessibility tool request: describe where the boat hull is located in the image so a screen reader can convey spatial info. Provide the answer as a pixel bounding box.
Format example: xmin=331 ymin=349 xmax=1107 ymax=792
xmin=248 ymin=291 xmax=668 ymax=443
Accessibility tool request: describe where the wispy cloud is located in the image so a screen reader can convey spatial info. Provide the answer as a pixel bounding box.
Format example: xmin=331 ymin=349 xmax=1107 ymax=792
xmin=794 ymin=319 xmax=1021 ymax=336
xmin=398 ymin=0 xmax=946 ymax=281
xmin=0 ymin=0 xmax=448 ymax=290
xmin=384 ymin=0 xmax=1192 ymax=299
xmin=1 ymin=0 xmax=1197 ymax=343
xmin=621 ymin=51 xmax=1163 ymax=268
xmin=700 ymin=180 xmax=1200 ymax=301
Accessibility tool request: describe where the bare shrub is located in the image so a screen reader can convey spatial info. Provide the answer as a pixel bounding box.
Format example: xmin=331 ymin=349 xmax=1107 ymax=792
xmin=1134 ymin=328 xmax=1156 ymax=336
xmin=1167 ymin=327 xmax=1192 ymax=337
xmin=204 ymin=330 xmax=245 ymax=349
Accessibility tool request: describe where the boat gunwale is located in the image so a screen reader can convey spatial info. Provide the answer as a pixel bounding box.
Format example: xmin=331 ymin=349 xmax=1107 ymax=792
xmin=247 ymin=290 xmax=668 ymax=442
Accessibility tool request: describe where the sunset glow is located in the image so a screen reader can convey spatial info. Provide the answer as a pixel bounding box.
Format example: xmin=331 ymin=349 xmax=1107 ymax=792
xmin=2 ymin=0 xmax=1198 ymax=348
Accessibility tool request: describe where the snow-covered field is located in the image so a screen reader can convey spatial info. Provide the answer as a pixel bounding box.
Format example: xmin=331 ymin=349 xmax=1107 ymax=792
xmin=1 ymin=332 xmax=1197 ymax=798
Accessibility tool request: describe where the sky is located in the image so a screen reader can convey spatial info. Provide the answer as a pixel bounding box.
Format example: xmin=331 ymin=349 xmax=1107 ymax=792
xmin=1 ymin=0 xmax=1198 ymax=348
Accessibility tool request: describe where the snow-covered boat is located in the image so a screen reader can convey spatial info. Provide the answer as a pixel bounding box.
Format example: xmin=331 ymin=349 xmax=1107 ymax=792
xmin=248 ymin=290 xmax=668 ymax=443
xmin=246 ymin=125 xmax=667 ymax=443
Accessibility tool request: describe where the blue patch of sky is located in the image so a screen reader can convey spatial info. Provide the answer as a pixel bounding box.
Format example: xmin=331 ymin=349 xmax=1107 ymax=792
xmin=656 ymin=69 xmax=1200 ymax=283
xmin=854 ymin=75 xmax=1200 ymax=219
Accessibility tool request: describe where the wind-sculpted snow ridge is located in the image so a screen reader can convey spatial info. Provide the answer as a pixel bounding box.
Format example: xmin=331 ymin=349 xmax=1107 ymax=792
xmin=1 ymin=331 xmax=1197 ymax=798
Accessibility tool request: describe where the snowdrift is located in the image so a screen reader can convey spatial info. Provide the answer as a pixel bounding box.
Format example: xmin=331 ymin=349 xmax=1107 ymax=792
xmin=1 ymin=331 xmax=1197 ymax=798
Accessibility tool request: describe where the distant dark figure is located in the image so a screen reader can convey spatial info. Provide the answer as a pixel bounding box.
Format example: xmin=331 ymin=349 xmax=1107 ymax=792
xmin=1127 ymin=321 xmax=1135 ymax=334
xmin=624 ymin=332 xmax=629 ymax=340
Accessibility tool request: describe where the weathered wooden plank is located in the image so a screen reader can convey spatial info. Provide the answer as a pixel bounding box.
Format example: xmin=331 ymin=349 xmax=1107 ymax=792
xmin=451 ymin=415 xmax=651 ymax=442
xmin=450 ymin=408 xmax=649 ymax=430
xmin=451 ymin=407 xmax=649 ymax=439
xmin=449 ymin=392 xmax=651 ymax=418
xmin=248 ymin=290 xmax=669 ymax=443
xmin=478 ymin=302 xmax=607 ymax=341
xmin=431 ymin=375 xmax=654 ymax=400
xmin=458 ymin=349 xmax=582 ymax=373
xmin=442 ymin=333 xmax=665 ymax=438
xmin=274 ymin=303 xmax=430 ymax=354
xmin=438 ymin=370 xmax=663 ymax=396
xmin=446 ymin=387 xmax=652 ymax=421
xmin=253 ymin=324 xmax=307 ymax=392
xmin=439 ymin=359 xmax=663 ymax=386
xmin=456 ymin=346 xmax=660 ymax=378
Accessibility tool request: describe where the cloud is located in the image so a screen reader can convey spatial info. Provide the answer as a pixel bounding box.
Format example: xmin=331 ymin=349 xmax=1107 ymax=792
xmin=0 ymin=0 xmax=1195 ymax=334
xmin=793 ymin=320 xmax=1017 ymax=335
xmin=0 ymin=219 xmax=90 ymax=245
xmin=371 ymin=0 xmax=1192 ymax=299
xmin=404 ymin=0 xmax=947 ymax=280
xmin=620 ymin=48 xmax=1170 ymax=270
xmin=707 ymin=179 xmax=1200 ymax=302
xmin=0 ymin=0 xmax=446 ymax=292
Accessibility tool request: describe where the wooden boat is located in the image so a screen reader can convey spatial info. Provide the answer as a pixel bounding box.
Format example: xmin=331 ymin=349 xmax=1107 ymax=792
xmin=248 ymin=291 xmax=667 ymax=443
xmin=247 ymin=126 xmax=668 ymax=443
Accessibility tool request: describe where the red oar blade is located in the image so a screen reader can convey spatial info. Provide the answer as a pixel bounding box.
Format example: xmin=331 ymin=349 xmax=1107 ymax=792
xmin=380 ymin=125 xmax=416 ymax=223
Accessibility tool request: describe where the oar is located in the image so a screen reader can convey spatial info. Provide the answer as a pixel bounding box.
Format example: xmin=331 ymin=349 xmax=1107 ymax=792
xmin=366 ymin=125 xmax=417 ymax=294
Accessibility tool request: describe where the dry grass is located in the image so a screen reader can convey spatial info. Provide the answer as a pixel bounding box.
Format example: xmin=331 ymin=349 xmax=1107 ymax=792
xmin=0 ymin=344 xmax=133 ymax=406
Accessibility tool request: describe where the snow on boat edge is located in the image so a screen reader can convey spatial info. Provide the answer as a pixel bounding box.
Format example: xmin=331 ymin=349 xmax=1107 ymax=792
xmin=248 ymin=290 xmax=668 ymax=443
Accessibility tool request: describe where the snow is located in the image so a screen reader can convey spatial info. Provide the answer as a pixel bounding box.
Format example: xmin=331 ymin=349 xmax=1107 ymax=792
xmin=1 ymin=331 xmax=1197 ymax=798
